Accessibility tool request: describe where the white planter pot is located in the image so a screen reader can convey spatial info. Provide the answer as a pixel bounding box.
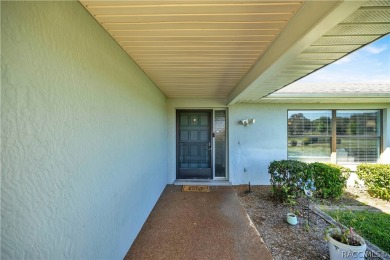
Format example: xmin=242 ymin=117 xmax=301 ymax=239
xmin=327 ymin=229 xmax=366 ymax=260
xmin=286 ymin=213 xmax=298 ymax=225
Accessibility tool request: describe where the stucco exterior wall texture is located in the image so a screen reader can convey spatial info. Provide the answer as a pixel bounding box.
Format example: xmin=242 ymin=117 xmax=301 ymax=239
xmin=1 ymin=2 xmax=168 ymax=259
xmin=2 ymin=1 xmax=389 ymax=258
xmin=166 ymin=102 xmax=389 ymax=185
xmin=228 ymin=104 xmax=390 ymax=185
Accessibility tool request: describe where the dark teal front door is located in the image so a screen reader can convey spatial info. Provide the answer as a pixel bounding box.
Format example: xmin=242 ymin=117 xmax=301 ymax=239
xmin=177 ymin=110 xmax=212 ymax=179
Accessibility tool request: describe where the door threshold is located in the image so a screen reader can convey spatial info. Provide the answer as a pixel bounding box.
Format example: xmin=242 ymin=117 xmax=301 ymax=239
xmin=174 ymin=179 xmax=232 ymax=186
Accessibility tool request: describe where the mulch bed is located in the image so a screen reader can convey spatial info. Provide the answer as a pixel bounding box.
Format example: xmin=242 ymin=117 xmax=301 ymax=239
xmin=234 ymin=185 xmax=390 ymax=259
xmin=234 ymin=185 xmax=332 ymax=260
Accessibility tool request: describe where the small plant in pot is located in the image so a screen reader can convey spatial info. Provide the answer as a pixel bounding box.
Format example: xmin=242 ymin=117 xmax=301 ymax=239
xmin=326 ymin=227 xmax=366 ymax=260
xmin=286 ymin=212 xmax=298 ymax=225
xmin=285 ymin=195 xmax=298 ymax=225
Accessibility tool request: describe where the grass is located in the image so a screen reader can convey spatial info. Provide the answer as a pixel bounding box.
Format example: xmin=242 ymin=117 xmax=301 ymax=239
xmin=316 ymin=191 xmax=368 ymax=207
xmin=325 ymin=210 xmax=390 ymax=253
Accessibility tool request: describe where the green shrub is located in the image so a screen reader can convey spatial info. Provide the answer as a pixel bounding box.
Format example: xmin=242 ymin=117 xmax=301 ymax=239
xmin=309 ymin=162 xmax=348 ymax=199
xmin=269 ymin=160 xmax=310 ymax=202
xmin=269 ymin=161 xmax=349 ymax=201
xmin=356 ymin=164 xmax=390 ymax=201
xmin=327 ymin=163 xmax=351 ymax=181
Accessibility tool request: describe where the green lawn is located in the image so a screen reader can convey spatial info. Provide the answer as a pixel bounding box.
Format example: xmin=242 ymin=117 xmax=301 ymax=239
xmin=325 ymin=210 xmax=390 ymax=253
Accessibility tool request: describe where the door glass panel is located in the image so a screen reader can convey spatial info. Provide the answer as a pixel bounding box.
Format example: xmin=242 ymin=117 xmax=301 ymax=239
xmin=190 ymin=115 xmax=199 ymax=126
xmin=180 ymin=130 xmax=189 ymax=141
xmin=215 ymin=110 xmax=226 ymax=178
xmin=190 ymin=131 xmax=198 ymax=141
xmin=200 ymin=115 xmax=209 ymax=126
xmin=180 ymin=115 xmax=189 ymax=126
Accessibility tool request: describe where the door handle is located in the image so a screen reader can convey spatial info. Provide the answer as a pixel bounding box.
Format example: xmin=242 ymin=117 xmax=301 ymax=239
xmin=208 ymin=142 xmax=212 ymax=151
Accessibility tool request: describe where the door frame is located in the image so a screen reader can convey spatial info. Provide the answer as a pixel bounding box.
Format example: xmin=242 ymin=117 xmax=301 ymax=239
xmin=175 ymin=108 xmax=228 ymax=180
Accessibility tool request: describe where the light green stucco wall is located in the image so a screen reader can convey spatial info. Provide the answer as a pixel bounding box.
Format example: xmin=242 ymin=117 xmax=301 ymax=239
xmin=1 ymin=1 xmax=167 ymax=259
xmin=166 ymin=99 xmax=389 ymax=185
xmin=229 ymin=103 xmax=390 ymax=185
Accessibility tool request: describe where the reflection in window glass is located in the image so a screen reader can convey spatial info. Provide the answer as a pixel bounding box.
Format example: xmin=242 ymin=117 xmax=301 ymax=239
xmin=288 ymin=111 xmax=332 ymax=162
xmin=215 ymin=110 xmax=226 ymax=177
xmin=336 ymin=110 xmax=380 ymax=163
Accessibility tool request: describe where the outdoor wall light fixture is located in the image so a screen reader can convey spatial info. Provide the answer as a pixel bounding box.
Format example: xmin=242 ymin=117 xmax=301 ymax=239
xmin=240 ymin=119 xmax=255 ymax=126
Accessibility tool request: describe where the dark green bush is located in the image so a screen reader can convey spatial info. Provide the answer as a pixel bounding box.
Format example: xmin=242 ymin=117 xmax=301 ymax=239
xmin=356 ymin=164 xmax=390 ymax=201
xmin=309 ymin=163 xmax=348 ymax=199
xmin=269 ymin=161 xmax=349 ymax=201
xmin=327 ymin=163 xmax=351 ymax=180
xmin=269 ymin=160 xmax=310 ymax=202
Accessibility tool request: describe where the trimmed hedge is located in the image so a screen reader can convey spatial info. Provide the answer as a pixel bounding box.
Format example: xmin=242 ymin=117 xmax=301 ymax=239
xmin=326 ymin=163 xmax=351 ymax=181
xmin=269 ymin=160 xmax=349 ymax=201
xmin=309 ymin=163 xmax=349 ymax=199
xmin=269 ymin=160 xmax=309 ymax=202
xmin=356 ymin=164 xmax=390 ymax=201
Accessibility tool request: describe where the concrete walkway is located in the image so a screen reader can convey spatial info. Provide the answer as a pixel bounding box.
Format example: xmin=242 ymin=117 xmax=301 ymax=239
xmin=125 ymin=185 xmax=273 ymax=260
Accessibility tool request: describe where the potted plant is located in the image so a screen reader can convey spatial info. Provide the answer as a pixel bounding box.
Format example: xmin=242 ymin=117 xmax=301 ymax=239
xmin=285 ymin=195 xmax=298 ymax=225
xmin=326 ymin=227 xmax=366 ymax=260
xmin=286 ymin=212 xmax=298 ymax=225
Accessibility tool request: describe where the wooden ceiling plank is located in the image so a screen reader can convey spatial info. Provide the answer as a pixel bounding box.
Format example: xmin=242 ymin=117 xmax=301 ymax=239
xmin=112 ymin=30 xmax=278 ymax=37
xmin=86 ymin=4 xmax=301 ymax=16
xmin=81 ymin=1 xmax=303 ymax=6
xmin=143 ymin=67 xmax=251 ymax=70
xmin=116 ymin=36 xmax=277 ymax=41
xmin=128 ymin=49 xmax=263 ymax=53
xmin=139 ymin=63 xmax=253 ymax=67
xmin=103 ymin=22 xmax=285 ymax=31
xmin=123 ymin=40 xmax=271 ymax=44
xmin=133 ymin=57 xmax=257 ymax=61
xmin=122 ymin=42 xmax=271 ymax=48
xmin=94 ymin=13 xmax=294 ymax=23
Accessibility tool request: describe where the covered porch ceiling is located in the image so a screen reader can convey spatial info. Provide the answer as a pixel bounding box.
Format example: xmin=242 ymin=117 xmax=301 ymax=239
xmin=80 ymin=0 xmax=390 ymax=104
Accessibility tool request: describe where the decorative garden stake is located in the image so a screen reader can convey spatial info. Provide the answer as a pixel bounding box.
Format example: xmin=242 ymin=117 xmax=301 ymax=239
xmin=244 ymin=182 xmax=251 ymax=194
xmin=304 ymin=186 xmax=312 ymax=224
xmin=301 ymin=179 xmax=316 ymax=226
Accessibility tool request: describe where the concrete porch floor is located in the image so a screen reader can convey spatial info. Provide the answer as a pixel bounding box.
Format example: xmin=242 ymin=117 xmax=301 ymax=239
xmin=124 ymin=185 xmax=273 ymax=260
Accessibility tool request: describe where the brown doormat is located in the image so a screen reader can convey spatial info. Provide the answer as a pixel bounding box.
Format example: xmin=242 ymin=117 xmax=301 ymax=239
xmin=182 ymin=185 xmax=210 ymax=192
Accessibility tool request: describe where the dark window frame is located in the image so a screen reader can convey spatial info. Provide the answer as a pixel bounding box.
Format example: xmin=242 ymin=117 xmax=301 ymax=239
xmin=287 ymin=109 xmax=383 ymax=164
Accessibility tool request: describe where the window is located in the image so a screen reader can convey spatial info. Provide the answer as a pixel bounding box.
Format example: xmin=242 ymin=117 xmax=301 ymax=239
xmin=336 ymin=110 xmax=381 ymax=163
xmin=288 ymin=111 xmax=332 ymax=162
xmin=288 ymin=110 xmax=381 ymax=163
xmin=214 ymin=110 xmax=227 ymax=178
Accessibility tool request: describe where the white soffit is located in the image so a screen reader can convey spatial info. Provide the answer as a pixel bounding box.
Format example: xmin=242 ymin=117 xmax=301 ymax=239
xmin=79 ymin=0 xmax=304 ymax=98
xmin=230 ymin=0 xmax=390 ymax=104
xmin=79 ymin=1 xmax=390 ymax=102
xmin=260 ymin=82 xmax=390 ymax=104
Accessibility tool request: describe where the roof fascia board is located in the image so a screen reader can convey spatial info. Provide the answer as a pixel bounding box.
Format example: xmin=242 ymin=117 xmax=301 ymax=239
xmin=268 ymin=93 xmax=390 ymax=98
xmin=227 ymin=0 xmax=366 ymax=105
xmin=258 ymin=97 xmax=390 ymax=104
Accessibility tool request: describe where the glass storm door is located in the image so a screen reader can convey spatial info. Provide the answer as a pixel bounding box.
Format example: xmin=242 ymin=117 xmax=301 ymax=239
xmin=177 ymin=110 xmax=212 ymax=179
